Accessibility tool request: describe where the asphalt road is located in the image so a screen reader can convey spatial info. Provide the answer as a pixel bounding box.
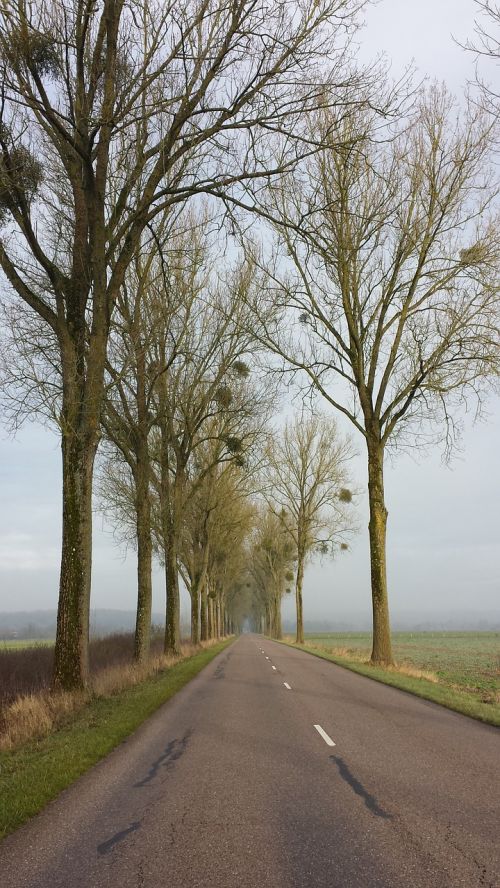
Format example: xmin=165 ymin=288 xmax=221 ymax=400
xmin=1 ymin=635 xmax=499 ymax=888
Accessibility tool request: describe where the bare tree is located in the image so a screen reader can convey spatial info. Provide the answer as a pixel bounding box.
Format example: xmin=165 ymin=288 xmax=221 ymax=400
xmin=252 ymin=88 xmax=500 ymax=663
xmin=0 ymin=0 xmax=366 ymax=688
xmin=463 ymin=2 xmax=500 ymax=113
xmin=99 ymin=224 xmax=179 ymax=663
xmin=99 ymin=218 xmax=271 ymax=656
xmin=264 ymin=413 xmax=355 ymax=644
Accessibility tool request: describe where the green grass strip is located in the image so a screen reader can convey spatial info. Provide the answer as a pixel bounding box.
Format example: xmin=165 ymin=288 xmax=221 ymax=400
xmin=277 ymin=640 xmax=500 ymax=728
xmin=0 ymin=639 xmax=232 ymax=840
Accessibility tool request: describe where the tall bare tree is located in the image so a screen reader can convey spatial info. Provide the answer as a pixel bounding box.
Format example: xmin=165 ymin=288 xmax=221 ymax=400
xmin=99 ymin=230 xmax=175 ymax=663
xmin=264 ymin=413 xmax=355 ymax=644
xmin=252 ymin=88 xmax=500 ymax=663
xmin=0 ymin=0 xmax=366 ymax=687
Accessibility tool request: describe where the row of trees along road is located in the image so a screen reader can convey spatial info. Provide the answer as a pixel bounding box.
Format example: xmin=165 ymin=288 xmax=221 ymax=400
xmin=99 ymin=211 xmax=273 ymax=659
xmin=0 ymin=0 xmax=499 ymax=683
xmin=250 ymin=88 xmax=500 ymax=664
xmin=0 ymin=0 xmax=371 ymax=688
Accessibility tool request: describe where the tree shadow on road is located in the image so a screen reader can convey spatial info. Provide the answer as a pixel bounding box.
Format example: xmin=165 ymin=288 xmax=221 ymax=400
xmin=330 ymin=755 xmax=393 ymax=819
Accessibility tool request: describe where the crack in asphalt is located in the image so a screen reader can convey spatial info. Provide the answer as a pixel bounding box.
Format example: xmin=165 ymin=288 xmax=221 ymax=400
xmin=136 ymin=861 xmax=145 ymax=887
xmin=169 ymin=809 xmax=188 ymax=847
xmin=214 ymin=662 xmax=226 ymax=680
xmin=134 ymin=729 xmax=193 ymax=788
xmin=444 ymin=822 xmax=494 ymax=888
xmin=214 ymin=652 xmax=232 ymax=680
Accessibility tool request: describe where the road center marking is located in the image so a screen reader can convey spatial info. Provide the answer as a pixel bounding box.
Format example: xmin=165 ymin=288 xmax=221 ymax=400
xmin=265 ymin=656 xmax=270 ymax=660
xmin=284 ymin=682 xmax=292 ymax=690
xmin=272 ymin=665 xmax=277 ymax=670
xmin=314 ymin=724 xmax=336 ymax=747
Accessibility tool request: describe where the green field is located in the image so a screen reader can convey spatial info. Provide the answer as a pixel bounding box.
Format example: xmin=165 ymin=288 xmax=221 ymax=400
xmin=0 ymin=639 xmax=54 ymax=650
xmin=304 ymin=631 xmax=500 ymax=702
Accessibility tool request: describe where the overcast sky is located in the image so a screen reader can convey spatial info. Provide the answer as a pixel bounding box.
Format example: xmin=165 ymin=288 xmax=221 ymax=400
xmin=0 ymin=0 xmax=499 ymax=625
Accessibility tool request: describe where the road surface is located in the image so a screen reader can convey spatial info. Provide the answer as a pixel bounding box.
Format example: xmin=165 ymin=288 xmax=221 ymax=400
xmin=1 ymin=635 xmax=499 ymax=887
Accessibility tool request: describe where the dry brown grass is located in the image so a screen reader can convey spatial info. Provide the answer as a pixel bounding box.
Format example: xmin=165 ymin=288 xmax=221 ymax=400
xmin=0 ymin=690 xmax=87 ymax=750
xmin=0 ymin=638 xmax=227 ymax=752
xmin=382 ymin=662 xmax=439 ymax=683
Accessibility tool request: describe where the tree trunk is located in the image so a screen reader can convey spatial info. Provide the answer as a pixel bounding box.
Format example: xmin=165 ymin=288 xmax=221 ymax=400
xmin=200 ymin=585 xmax=208 ymax=641
xmin=295 ymin=550 xmax=305 ymax=644
xmin=215 ymin=598 xmax=221 ymax=639
xmin=366 ymin=436 xmax=393 ymax=665
xmin=190 ymin=581 xmax=200 ymax=645
xmin=208 ymin=597 xmax=214 ymax=639
xmin=164 ymin=533 xmax=181 ymax=656
xmin=272 ymin=589 xmax=282 ymax=640
xmin=53 ymin=428 xmax=97 ymax=690
xmin=265 ymin=605 xmax=271 ymax=636
xmin=190 ymin=541 xmax=208 ymax=645
xmin=134 ymin=445 xmax=152 ymax=662
xmin=158 ymin=427 xmax=183 ymax=657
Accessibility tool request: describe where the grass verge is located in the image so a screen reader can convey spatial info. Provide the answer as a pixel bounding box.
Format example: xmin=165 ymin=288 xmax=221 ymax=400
xmin=0 ymin=639 xmax=232 ymax=840
xmin=277 ymin=639 xmax=500 ymax=728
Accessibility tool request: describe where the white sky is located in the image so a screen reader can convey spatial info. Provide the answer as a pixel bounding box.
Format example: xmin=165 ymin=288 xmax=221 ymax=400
xmin=0 ymin=0 xmax=499 ymax=626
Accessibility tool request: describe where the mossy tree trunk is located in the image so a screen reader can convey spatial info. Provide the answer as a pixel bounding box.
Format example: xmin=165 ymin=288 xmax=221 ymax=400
xmin=265 ymin=605 xmax=271 ymax=636
xmin=295 ymin=547 xmax=305 ymax=644
xmin=207 ymin=596 xmax=214 ymax=639
xmin=159 ymin=434 xmax=183 ymax=657
xmin=271 ymin=587 xmax=282 ymax=639
xmin=190 ymin=583 xmax=200 ymax=645
xmin=53 ymin=327 xmax=104 ymax=691
xmin=164 ymin=532 xmax=181 ymax=656
xmin=200 ymin=585 xmax=208 ymax=641
xmin=53 ymin=424 xmax=97 ymax=690
xmin=366 ymin=434 xmax=393 ymax=665
xmin=190 ymin=541 xmax=209 ymax=644
xmin=134 ymin=439 xmax=152 ymax=662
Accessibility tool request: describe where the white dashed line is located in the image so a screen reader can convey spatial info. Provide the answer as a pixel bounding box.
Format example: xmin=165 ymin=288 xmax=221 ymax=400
xmin=283 ymin=682 xmax=292 ymax=690
xmin=313 ymin=724 xmax=336 ymax=747
xmin=265 ymin=656 xmax=270 ymax=660
xmin=272 ymin=665 xmax=277 ymax=671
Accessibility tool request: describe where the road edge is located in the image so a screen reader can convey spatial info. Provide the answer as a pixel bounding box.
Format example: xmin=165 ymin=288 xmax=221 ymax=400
xmin=272 ymin=638 xmax=500 ymax=728
xmin=0 ymin=638 xmax=234 ymax=840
